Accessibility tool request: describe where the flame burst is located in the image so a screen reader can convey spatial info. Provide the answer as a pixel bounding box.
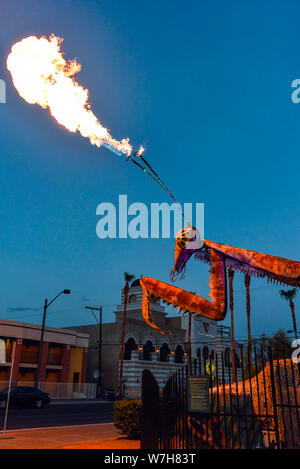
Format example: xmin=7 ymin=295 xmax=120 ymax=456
xmin=134 ymin=145 xmax=145 ymax=157
xmin=7 ymin=35 xmax=133 ymax=156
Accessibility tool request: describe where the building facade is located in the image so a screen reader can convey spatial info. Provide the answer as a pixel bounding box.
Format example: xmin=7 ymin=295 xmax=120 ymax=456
xmin=181 ymin=315 xmax=243 ymax=382
xmin=70 ymin=279 xmax=187 ymax=398
xmin=70 ymin=279 xmax=242 ymax=398
xmin=0 ymin=319 xmax=89 ymax=389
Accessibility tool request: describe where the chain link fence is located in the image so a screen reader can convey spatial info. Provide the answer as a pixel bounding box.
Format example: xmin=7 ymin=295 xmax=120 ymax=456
xmin=0 ymin=381 xmax=97 ymax=399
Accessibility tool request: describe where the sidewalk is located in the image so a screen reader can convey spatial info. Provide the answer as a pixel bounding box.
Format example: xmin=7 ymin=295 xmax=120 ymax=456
xmin=51 ymin=398 xmax=109 ymax=405
xmin=0 ymin=423 xmax=140 ymax=449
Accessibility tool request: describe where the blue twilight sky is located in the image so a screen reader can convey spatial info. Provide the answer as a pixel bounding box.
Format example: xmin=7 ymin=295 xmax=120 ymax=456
xmin=0 ymin=0 xmax=299 ymax=341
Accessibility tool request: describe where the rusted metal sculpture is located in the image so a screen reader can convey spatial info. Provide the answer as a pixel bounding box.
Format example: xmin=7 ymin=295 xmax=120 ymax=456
xmin=140 ymin=227 xmax=300 ymax=335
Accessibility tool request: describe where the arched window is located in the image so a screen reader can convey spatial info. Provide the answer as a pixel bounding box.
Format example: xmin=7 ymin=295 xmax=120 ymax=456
xmin=160 ymin=343 xmax=170 ymax=362
xmin=124 ymin=338 xmax=137 ymax=360
xmin=175 ymin=345 xmax=184 ymax=364
xmin=143 ymin=340 xmax=154 ymax=361
xmin=225 ymin=348 xmax=231 ymax=367
xmin=197 ymin=348 xmax=201 ymax=358
xmin=128 ymin=294 xmax=136 ymax=303
xmin=210 ymin=350 xmax=215 ymax=360
xmin=202 ymin=346 xmax=209 ymax=360
xmin=235 ymin=352 xmax=241 ymax=368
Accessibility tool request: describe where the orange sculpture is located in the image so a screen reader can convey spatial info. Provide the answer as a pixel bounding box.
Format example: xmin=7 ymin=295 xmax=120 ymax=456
xmin=140 ymin=227 xmax=300 ymax=335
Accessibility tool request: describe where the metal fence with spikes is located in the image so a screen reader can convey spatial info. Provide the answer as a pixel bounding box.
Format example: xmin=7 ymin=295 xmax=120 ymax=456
xmin=141 ymin=345 xmax=300 ymax=449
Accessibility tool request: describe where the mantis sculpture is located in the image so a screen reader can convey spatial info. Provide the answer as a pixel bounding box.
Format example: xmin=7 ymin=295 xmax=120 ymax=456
xmin=140 ymin=227 xmax=300 ymax=335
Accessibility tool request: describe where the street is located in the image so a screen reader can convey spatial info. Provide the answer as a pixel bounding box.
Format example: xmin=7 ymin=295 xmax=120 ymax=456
xmin=0 ymin=401 xmax=114 ymax=431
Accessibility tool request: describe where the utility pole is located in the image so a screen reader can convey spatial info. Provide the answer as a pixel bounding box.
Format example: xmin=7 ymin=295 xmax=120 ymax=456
xmin=85 ymin=306 xmax=102 ymax=398
xmin=228 ymin=269 xmax=237 ymax=382
xmin=118 ymin=304 xmax=127 ymax=400
xmin=245 ymin=273 xmax=252 ymax=369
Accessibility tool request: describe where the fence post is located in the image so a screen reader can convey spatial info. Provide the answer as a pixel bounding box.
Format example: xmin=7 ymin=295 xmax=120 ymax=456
xmin=141 ymin=369 xmax=160 ymax=449
xmin=268 ymin=347 xmax=281 ymax=449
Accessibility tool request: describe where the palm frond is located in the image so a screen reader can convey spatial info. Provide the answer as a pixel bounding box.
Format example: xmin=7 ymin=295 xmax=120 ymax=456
xmin=279 ymin=288 xmax=298 ymax=301
xmin=124 ymin=272 xmax=135 ymax=283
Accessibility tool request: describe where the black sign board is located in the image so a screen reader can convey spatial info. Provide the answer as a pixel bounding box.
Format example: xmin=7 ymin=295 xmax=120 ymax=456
xmin=187 ymin=376 xmax=210 ymax=413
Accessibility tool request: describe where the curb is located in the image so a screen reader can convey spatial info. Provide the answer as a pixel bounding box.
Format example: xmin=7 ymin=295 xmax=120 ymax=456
xmin=51 ymin=399 xmax=110 ymax=405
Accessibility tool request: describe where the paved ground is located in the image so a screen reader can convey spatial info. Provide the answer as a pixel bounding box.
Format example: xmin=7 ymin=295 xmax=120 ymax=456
xmin=0 ymin=422 xmax=140 ymax=449
xmin=0 ymin=401 xmax=114 ymax=430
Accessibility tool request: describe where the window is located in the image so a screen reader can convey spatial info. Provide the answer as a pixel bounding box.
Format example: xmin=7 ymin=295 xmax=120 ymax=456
xmin=143 ymin=341 xmax=154 ymax=361
xmin=225 ymin=348 xmax=231 ymax=367
xmin=175 ymin=345 xmax=184 ymax=364
xmin=235 ymin=352 xmax=241 ymax=368
xmin=224 ymin=348 xmax=240 ymax=368
xmin=202 ymin=346 xmax=209 ymax=360
xmin=20 ymin=387 xmax=34 ymax=394
xmin=160 ymin=343 xmax=170 ymax=362
xmin=196 ymin=348 xmax=201 ymax=358
xmin=124 ymin=338 xmax=137 ymax=360
xmin=128 ymin=295 xmax=136 ymax=303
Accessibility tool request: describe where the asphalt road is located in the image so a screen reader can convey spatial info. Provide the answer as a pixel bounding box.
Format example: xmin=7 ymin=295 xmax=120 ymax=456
xmin=0 ymin=401 xmax=114 ymax=430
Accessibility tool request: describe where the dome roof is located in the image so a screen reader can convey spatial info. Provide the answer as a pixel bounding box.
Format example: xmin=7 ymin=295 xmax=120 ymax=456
xmin=131 ymin=279 xmax=141 ymax=287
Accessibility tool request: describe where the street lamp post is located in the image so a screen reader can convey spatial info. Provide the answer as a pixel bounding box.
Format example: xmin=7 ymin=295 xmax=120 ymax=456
xmin=35 ymin=289 xmax=70 ymax=388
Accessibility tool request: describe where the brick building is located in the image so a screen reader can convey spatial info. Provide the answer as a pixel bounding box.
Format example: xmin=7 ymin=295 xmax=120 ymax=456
xmin=0 ymin=319 xmax=89 ymax=389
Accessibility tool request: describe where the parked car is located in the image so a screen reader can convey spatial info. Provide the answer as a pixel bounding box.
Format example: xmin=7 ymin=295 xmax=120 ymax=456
xmin=0 ymin=386 xmax=51 ymax=409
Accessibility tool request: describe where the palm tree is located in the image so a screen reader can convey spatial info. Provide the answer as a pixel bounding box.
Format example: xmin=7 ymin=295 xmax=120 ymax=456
xmin=279 ymin=288 xmax=298 ymax=341
xmin=228 ymin=269 xmax=236 ymax=382
xmin=118 ymin=272 xmax=135 ymax=399
xmin=187 ymin=291 xmax=196 ymax=371
xmin=245 ymin=274 xmax=252 ymax=368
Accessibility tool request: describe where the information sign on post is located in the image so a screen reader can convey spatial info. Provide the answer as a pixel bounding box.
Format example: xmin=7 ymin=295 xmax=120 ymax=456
xmin=187 ymin=376 xmax=210 ymax=413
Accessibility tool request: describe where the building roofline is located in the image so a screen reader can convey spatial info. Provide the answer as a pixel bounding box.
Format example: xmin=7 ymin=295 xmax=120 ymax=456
xmin=0 ymin=318 xmax=89 ymax=340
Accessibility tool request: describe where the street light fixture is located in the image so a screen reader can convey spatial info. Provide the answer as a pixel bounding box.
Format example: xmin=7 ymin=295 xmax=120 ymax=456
xmin=35 ymin=289 xmax=71 ymax=387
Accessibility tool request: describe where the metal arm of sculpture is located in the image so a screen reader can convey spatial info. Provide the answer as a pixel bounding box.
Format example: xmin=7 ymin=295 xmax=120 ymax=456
xmin=140 ymin=227 xmax=300 ymax=335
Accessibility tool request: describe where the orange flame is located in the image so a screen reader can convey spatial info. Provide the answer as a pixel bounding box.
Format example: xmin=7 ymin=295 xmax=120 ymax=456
xmin=7 ymin=35 xmax=134 ymax=156
xmin=134 ymin=145 xmax=145 ymax=157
